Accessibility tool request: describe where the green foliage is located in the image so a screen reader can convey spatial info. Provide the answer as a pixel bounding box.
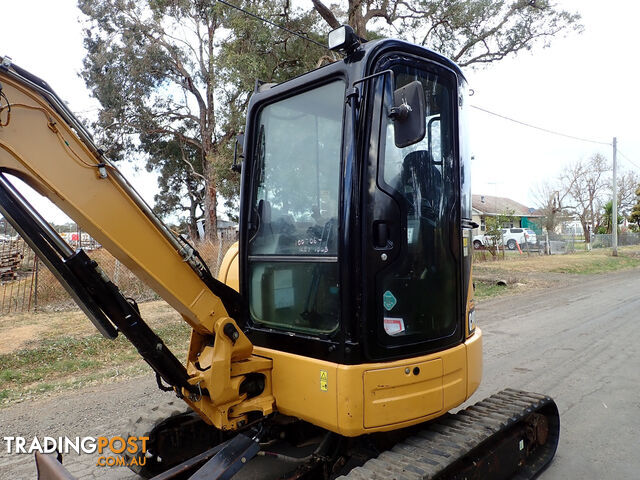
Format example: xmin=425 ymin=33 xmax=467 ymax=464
xmin=473 ymin=280 xmax=509 ymax=300
xmin=79 ymin=0 xmax=581 ymax=232
xmin=311 ymin=0 xmax=582 ymax=66
xmin=601 ymin=200 xmax=623 ymax=234
xmin=483 ymin=209 xmax=515 ymax=254
xmin=79 ymin=0 xmax=326 ymax=235
xmin=141 ymin=134 xmax=205 ymax=237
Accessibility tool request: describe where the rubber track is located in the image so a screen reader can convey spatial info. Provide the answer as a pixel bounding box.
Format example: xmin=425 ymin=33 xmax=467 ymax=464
xmin=121 ymin=400 xmax=190 ymax=475
xmin=338 ymin=389 xmax=559 ymax=480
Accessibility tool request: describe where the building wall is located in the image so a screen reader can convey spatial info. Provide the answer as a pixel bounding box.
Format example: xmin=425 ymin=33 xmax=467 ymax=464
xmin=472 ymin=213 xmax=483 ymax=236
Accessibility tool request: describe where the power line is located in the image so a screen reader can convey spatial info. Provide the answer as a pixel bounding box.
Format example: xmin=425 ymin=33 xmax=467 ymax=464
xmin=216 ymin=0 xmax=328 ymax=49
xmin=470 ymin=104 xmax=612 ymax=147
xmin=617 ymin=149 xmax=640 ymax=170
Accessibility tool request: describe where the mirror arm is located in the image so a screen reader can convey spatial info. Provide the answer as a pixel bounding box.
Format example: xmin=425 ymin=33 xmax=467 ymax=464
xmin=231 ymin=133 xmax=244 ymax=173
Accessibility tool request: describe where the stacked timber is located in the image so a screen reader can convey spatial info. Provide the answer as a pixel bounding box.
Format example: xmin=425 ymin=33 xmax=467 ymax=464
xmin=0 ymin=250 xmax=24 ymax=282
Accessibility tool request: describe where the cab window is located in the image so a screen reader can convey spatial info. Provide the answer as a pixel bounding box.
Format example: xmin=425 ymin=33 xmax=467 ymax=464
xmin=247 ymin=81 xmax=345 ymax=334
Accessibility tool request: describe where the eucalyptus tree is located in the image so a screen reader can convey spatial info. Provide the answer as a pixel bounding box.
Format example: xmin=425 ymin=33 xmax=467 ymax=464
xmin=311 ymin=0 xmax=581 ymax=66
xmin=80 ymin=0 xmax=580 ymax=238
xmin=80 ymin=0 xmax=324 ymax=238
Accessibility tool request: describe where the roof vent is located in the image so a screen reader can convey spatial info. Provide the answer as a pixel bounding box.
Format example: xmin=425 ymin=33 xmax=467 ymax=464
xmin=481 ymin=196 xmax=485 ymax=203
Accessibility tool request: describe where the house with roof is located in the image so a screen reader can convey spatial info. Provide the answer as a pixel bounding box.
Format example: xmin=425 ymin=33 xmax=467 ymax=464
xmin=472 ymin=194 xmax=543 ymax=235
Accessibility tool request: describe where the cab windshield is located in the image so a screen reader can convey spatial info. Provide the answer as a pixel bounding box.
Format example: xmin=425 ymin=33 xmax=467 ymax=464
xmin=248 ymin=80 xmax=345 ymax=334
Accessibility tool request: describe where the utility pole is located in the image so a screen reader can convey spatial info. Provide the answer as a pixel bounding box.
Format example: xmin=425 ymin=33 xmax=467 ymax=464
xmin=612 ymin=137 xmax=618 ymax=257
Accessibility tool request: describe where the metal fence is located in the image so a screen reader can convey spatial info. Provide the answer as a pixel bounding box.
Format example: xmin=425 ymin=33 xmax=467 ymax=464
xmin=592 ymin=233 xmax=640 ymax=248
xmin=544 ymin=233 xmax=580 ymax=254
xmin=541 ymin=232 xmax=640 ymax=252
xmin=0 ymin=220 xmax=236 ymax=315
xmin=474 ymin=230 xmax=640 ymax=262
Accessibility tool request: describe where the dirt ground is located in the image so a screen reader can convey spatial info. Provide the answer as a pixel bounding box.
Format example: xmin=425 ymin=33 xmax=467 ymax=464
xmin=0 ymin=300 xmax=182 ymax=355
xmin=0 ymin=250 xmax=639 ymax=478
xmin=1 ymin=267 xmax=639 ymax=479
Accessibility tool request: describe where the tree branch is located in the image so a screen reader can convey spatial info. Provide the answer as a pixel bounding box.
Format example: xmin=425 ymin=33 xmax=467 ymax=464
xmin=311 ymin=0 xmax=341 ymax=29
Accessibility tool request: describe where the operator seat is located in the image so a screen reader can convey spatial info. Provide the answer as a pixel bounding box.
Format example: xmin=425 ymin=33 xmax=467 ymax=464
xmin=400 ymin=149 xmax=442 ymax=221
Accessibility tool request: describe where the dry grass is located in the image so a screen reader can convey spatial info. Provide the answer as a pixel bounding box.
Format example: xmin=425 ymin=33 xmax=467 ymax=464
xmin=0 ymin=237 xmax=239 ymax=404
xmin=473 ymin=246 xmax=640 ymax=275
xmin=34 ymin=248 xmax=160 ymax=311
xmin=0 ymin=300 xmax=182 ymax=355
xmin=0 ymin=300 xmax=189 ymax=405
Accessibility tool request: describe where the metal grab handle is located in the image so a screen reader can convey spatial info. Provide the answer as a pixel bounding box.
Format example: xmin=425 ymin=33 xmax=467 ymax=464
xmin=373 ymin=221 xmax=393 ymax=249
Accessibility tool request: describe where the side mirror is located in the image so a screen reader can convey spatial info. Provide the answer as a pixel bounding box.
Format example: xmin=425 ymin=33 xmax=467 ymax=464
xmin=389 ymin=80 xmax=426 ymax=148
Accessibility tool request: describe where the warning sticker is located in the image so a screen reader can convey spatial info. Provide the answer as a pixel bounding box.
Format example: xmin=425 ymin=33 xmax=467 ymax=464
xmin=384 ymin=317 xmax=405 ymax=335
xmin=383 ymin=290 xmax=397 ymax=311
xmin=320 ymin=370 xmax=328 ymax=392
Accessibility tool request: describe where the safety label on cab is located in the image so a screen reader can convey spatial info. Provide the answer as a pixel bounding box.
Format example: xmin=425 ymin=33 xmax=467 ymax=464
xmin=383 ymin=290 xmax=397 ymax=311
xmin=384 ymin=317 xmax=405 ymax=335
xmin=320 ymin=370 xmax=328 ymax=392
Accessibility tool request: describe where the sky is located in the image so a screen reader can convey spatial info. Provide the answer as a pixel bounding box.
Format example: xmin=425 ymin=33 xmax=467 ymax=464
xmin=464 ymin=0 xmax=640 ymax=205
xmin=1 ymin=0 xmax=639 ymax=222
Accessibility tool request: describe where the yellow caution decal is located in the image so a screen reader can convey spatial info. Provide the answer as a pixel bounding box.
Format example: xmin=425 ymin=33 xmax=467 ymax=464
xmin=320 ymin=369 xmax=328 ymax=392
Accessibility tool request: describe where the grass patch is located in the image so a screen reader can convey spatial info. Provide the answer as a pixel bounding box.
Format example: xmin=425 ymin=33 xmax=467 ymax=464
xmin=0 ymin=322 xmax=191 ymax=406
xmin=474 ymin=247 xmax=640 ymax=276
xmin=0 ymin=369 xmax=22 ymax=382
xmin=474 ymin=281 xmax=511 ymax=300
xmin=474 ymin=281 xmax=503 ymax=299
xmin=549 ymin=254 xmax=640 ymax=274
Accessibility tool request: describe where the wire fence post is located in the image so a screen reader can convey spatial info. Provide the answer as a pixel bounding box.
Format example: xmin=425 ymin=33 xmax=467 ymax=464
xmin=33 ymin=255 xmax=39 ymax=312
xmin=612 ymin=136 xmax=618 ymax=257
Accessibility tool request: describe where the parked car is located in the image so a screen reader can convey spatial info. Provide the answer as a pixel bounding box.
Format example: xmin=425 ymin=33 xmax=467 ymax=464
xmin=472 ymin=234 xmax=489 ymax=249
xmin=472 ymin=228 xmax=537 ymax=250
xmin=501 ymin=228 xmax=537 ymax=250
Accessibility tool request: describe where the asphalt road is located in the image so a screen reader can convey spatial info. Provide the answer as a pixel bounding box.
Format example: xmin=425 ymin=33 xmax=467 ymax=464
xmin=0 ymin=268 xmax=638 ymax=479
xmin=464 ymin=268 xmax=640 ymax=479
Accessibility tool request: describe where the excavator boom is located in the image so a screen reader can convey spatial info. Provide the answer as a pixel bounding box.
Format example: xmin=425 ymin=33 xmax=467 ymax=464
xmin=0 ymin=57 xmax=274 ymax=430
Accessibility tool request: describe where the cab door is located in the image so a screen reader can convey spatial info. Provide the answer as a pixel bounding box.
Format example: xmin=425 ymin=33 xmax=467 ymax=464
xmin=362 ymin=56 xmax=463 ymax=361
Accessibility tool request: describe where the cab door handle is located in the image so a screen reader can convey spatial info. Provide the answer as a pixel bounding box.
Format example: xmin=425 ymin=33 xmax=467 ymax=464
xmin=373 ymin=221 xmax=393 ymax=249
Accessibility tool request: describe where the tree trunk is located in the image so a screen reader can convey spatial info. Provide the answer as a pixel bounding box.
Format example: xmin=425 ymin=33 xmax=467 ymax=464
xmin=348 ymin=0 xmax=367 ymax=38
xmin=581 ymin=217 xmax=590 ymax=244
xmin=186 ymin=179 xmax=200 ymax=241
xmin=188 ymin=210 xmax=199 ymax=241
xmin=203 ymin=159 xmax=218 ymax=242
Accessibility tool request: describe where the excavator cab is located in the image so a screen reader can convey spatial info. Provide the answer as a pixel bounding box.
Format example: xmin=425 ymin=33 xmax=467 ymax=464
xmin=239 ymin=34 xmax=476 ymax=367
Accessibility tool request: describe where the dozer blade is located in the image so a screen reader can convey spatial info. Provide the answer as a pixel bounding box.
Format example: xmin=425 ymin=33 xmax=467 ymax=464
xmin=34 ymin=452 xmax=74 ymax=480
xmin=35 ymin=434 xmax=261 ymax=480
xmin=340 ymin=389 xmax=560 ymax=480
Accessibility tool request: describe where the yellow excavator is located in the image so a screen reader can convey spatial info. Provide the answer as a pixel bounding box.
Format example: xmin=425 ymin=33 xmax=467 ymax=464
xmin=0 ymin=25 xmax=559 ymax=480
